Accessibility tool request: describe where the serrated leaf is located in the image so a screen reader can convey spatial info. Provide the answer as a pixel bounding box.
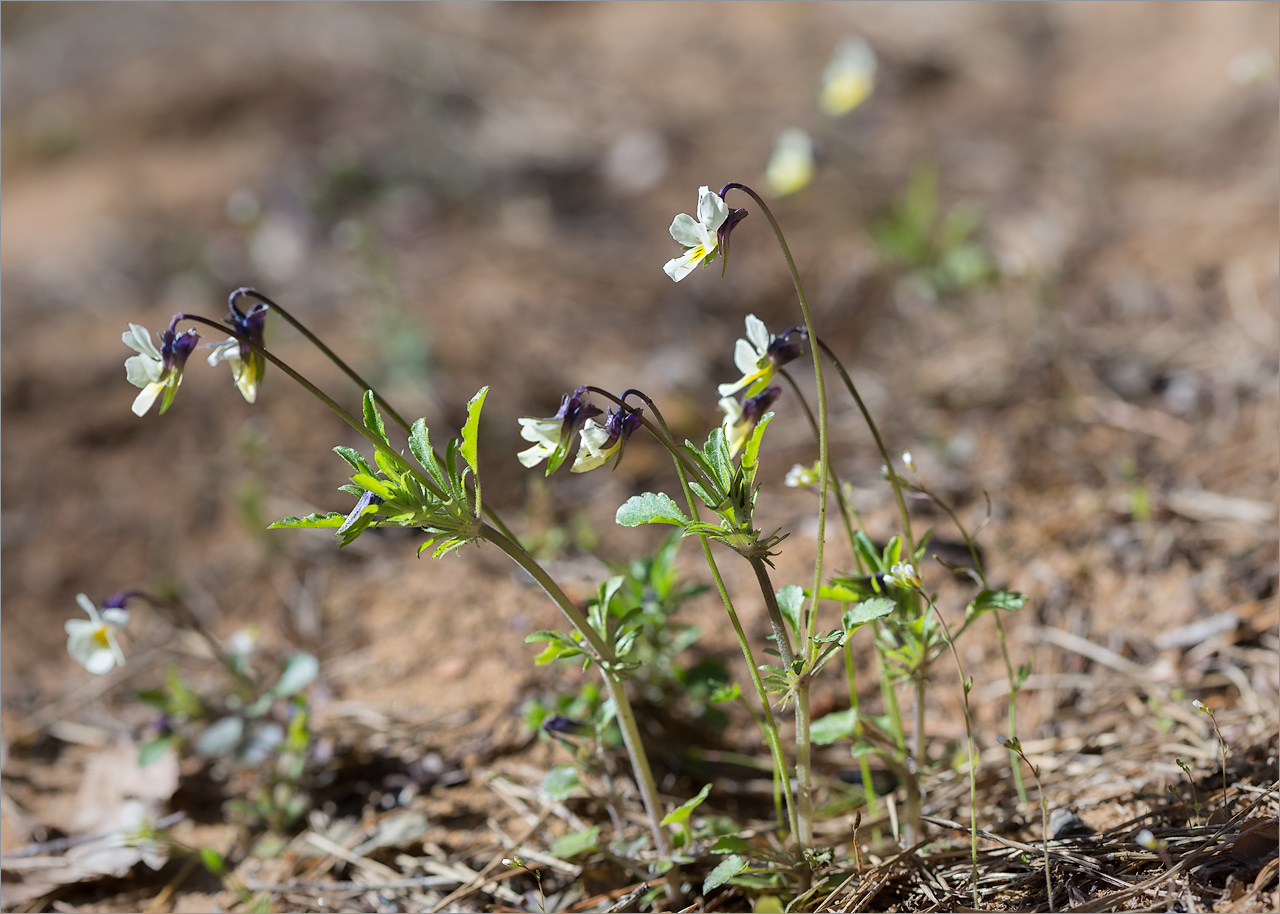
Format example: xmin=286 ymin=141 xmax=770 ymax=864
xmin=460 ymin=387 xmax=488 ymax=474
xmin=362 ymin=390 xmax=387 ymax=443
xmin=810 ymin=707 xmax=859 ymax=745
xmin=616 ymin=492 xmax=690 ymax=528
xmin=269 ymin=512 xmax=348 ymax=529
xmin=703 ymin=854 xmax=749 ymax=894
xmin=843 ymin=597 xmax=896 ymax=631
xmin=550 ymin=825 xmax=599 ymax=859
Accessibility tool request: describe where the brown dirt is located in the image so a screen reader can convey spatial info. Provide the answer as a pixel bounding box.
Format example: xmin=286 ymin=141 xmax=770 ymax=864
xmin=2 ymin=3 xmax=1277 ymax=912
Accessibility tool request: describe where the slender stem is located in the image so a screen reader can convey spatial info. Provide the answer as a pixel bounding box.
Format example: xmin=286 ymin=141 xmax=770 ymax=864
xmin=599 ymin=673 xmax=681 ymax=904
xmin=926 ymin=596 xmax=980 ymax=907
xmin=995 ymin=614 xmax=1028 ymax=804
xmin=794 ymin=682 xmax=815 ymax=852
xmin=815 ymin=338 xmax=915 ymax=569
xmin=478 ymin=524 xmax=611 ymax=663
xmin=179 ymin=315 xmax=448 ymax=505
xmin=750 ymin=558 xmax=796 ymax=672
xmin=631 ymin=390 xmax=799 ymax=843
xmin=843 ymin=642 xmax=880 ymax=817
xmin=230 ymin=288 xmax=413 ymax=435
xmin=721 ymin=184 xmax=829 ymax=652
xmin=778 ymin=369 xmax=864 ymax=572
xmin=478 ymin=523 xmax=679 ymax=902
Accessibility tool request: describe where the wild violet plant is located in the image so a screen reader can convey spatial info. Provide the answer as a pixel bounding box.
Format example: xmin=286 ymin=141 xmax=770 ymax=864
xmin=76 ymin=180 xmax=1028 ymax=905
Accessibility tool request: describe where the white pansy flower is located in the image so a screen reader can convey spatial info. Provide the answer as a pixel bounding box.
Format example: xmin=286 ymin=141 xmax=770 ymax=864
xmin=571 ymin=408 xmax=643 ymax=473
xmin=663 ymin=186 xmax=729 ymax=282
xmin=820 ymin=37 xmax=877 ymax=117
xmin=66 ymin=594 xmax=130 ymax=674
xmin=765 ymin=129 xmax=815 ymax=197
xmin=123 ymin=322 xmax=199 ymax=416
xmin=718 ymin=314 xmax=806 ymax=399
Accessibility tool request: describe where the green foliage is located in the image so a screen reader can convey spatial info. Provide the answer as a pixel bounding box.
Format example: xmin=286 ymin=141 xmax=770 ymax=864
xmin=271 ymin=389 xmax=488 ymax=557
xmin=871 ymin=162 xmax=998 ymax=298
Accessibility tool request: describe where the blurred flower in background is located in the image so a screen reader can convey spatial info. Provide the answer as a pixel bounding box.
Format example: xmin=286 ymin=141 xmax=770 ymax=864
xmin=820 ymin=36 xmax=877 ymax=117
xmin=765 ymin=128 xmax=816 ymax=197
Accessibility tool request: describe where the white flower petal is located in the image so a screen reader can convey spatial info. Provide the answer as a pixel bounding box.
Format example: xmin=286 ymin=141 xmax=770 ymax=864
xmin=517 ymin=442 xmax=553 ymax=468
xmin=517 ymin=416 xmax=562 ymax=447
xmin=76 ymin=593 xmax=100 ymax=620
xmin=123 ymin=324 xmax=161 ymax=359
xmin=733 ymin=337 xmax=763 ymax=376
xmin=668 ymin=213 xmax=705 ymax=248
xmin=205 ymin=339 xmax=239 ymax=367
xmin=125 ymin=354 xmax=163 ymax=388
xmin=132 ymin=381 xmax=165 ymax=417
xmin=696 ymin=186 xmax=729 ymax=232
xmin=663 ymin=248 xmax=705 ymax=282
xmin=744 ymin=315 xmax=771 ymax=355
xmin=100 ymin=608 xmax=130 ymax=627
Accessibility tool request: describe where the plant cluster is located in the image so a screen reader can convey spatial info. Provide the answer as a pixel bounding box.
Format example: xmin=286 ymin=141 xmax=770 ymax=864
xmin=68 ymin=36 xmax=1031 ymax=909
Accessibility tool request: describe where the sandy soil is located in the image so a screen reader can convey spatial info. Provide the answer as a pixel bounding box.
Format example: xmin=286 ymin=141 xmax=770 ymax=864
xmin=2 ymin=3 xmax=1277 ymax=911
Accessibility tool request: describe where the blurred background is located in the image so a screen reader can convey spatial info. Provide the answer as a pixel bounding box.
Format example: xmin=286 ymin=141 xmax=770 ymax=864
xmin=2 ymin=0 xmax=1277 ymax=884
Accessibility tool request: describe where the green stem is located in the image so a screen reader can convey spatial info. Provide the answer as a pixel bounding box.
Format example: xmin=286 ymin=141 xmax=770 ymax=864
xmin=778 ymin=368 xmax=864 ymax=572
xmin=843 ymin=641 xmax=879 ymax=817
xmin=794 ymin=681 xmax=815 ymax=852
xmin=179 ymin=315 xmax=448 ymax=504
xmin=750 ymin=558 xmax=796 ymax=672
xmin=230 ymin=288 xmax=414 ymax=435
xmin=478 ymin=523 xmax=679 ymax=902
xmin=995 ymin=614 xmax=1028 ymax=804
xmin=815 ymin=338 xmax=915 ymax=571
xmin=927 ymin=595 xmax=980 ymax=907
xmin=721 ymin=184 xmax=829 ymax=652
xmin=630 ymin=391 xmax=799 ymax=842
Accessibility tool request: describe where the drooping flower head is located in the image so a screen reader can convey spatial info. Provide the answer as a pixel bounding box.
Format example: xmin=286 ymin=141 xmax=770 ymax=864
xmin=206 ymin=295 xmax=269 ymax=404
xmin=765 ymin=129 xmax=816 ymax=197
xmin=517 ymin=387 xmax=603 ymax=475
xmin=820 ymin=36 xmax=877 ymax=117
xmin=124 ymin=317 xmax=200 ymax=416
xmin=572 ymin=406 xmax=643 ymax=473
xmin=66 ymin=592 xmax=131 ymax=674
xmin=720 ymin=386 xmax=781 ymax=458
xmin=718 ymin=314 xmax=807 ymax=399
xmin=663 ymin=186 xmax=732 ymax=282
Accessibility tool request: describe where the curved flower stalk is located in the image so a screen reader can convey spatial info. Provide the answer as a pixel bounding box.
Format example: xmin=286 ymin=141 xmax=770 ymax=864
xmin=717 ymin=314 xmax=807 ymax=399
xmin=66 ymin=593 xmax=130 ymax=674
xmin=123 ymin=320 xmax=200 ymax=416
